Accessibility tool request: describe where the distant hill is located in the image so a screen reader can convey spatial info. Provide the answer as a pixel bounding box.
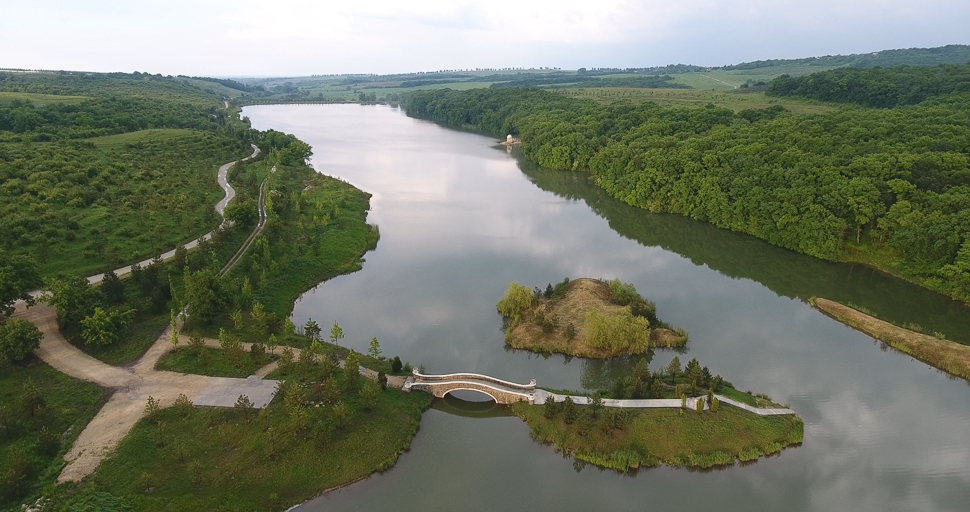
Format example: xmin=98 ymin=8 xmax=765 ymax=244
xmin=719 ymin=44 xmax=970 ymax=71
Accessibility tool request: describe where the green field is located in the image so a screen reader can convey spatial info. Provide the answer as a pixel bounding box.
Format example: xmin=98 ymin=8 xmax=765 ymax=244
xmin=667 ymin=65 xmax=846 ymax=90
xmin=554 ymin=87 xmax=838 ymax=114
xmin=86 ymin=128 xmax=199 ymax=148
xmin=0 ymin=91 xmax=88 ymax=106
xmin=156 ymin=346 xmax=278 ymax=378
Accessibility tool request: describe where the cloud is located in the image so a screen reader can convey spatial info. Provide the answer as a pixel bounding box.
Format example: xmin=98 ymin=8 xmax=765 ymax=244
xmin=2 ymin=0 xmax=968 ymax=75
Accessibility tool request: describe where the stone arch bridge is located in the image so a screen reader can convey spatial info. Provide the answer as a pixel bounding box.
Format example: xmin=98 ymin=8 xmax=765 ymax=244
xmin=403 ymin=370 xmax=536 ymax=404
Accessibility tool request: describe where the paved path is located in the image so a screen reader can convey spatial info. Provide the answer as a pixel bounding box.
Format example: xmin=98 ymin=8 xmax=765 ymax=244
xmin=533 ymin=389 xmax=795 ymax=415
xmin=221 ymin=166 xmax=271 ymax=274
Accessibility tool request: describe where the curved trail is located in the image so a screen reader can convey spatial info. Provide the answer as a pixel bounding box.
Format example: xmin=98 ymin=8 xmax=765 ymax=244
xmin=81 ymin=143 xmax=260 ymax=286
xmin=11 ymin=144 xmax=278 ymax=483
xmin=221 ymin=166 xmax=271 ymax=274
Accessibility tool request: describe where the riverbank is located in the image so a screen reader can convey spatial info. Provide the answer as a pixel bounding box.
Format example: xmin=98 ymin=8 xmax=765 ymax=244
xmin=814 ymin=297 xmax=970 ymax=381
xmin=499 ymin=278 xmax=686 ymax=358
xmin=511 ymin=399 xmax=803 ymax=471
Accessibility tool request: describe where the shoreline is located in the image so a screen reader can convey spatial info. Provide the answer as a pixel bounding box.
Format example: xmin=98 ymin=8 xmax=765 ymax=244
xmin=813 ymin=297 xmax=970 ymax=381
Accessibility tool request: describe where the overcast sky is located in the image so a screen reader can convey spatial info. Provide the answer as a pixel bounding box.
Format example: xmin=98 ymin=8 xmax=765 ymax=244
xmin=3 ymin=0 xmax=969 ymax=77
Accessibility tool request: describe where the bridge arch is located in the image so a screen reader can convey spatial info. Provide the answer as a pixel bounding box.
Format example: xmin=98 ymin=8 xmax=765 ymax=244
xmin=403 ymin=371 xmax=536 ymax=405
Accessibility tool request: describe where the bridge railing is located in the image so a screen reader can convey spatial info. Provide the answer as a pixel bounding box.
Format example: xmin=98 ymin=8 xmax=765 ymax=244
xmin=411 ymin=371 xmax=536 ymax=390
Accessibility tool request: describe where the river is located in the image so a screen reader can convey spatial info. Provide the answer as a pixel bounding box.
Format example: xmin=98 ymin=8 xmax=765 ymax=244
xmin=242 ymin=104 xmax=970 ymax=511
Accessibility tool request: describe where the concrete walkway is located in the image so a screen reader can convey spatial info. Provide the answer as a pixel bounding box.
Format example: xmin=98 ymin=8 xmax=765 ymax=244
xmin=533 ymin=389 xmax=796 ymax=416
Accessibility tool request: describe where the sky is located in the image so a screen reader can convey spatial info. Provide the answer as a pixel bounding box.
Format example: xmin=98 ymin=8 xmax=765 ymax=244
xmin=2 ymin=0 xmax=969 ymax=77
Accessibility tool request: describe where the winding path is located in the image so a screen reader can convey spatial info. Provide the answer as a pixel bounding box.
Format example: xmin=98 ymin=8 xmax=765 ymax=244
xmin=81 ymin=143 xmax=260 ymax=287
xmin=11 ymin=145 xmax=277 ymax=483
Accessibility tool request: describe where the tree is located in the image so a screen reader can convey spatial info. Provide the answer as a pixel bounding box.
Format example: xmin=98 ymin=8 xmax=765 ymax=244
xmin=0 ymin=319 xmax=42 ymax=363
xmin=561 ymin=396 xmax=577 ymax=424
xmin=304 ymin=319 xmax=321 ymax=341
xmin=267 ymin=333 xmax=279 ymax=353
xmin=588 ymin=391 xmax=604 ymax=418
xmin=360 ymin=378 xmax=381 ymax=411
xmin=332 ymin=401 xmax=351 ymax=430
xmin=368 ymin=337 xmax=381 ymax=359
xmin=81 ymin=307 xmax=135 ymax=347
xmin=344 ymin=352 xmax=360 ymax=391
xmin=666 ymin=356 xmax=682 ymax=385
xmin=329 ymin=321 xmax=344 ymax=345
xmin=543 ymin=396 xmax=559 ymax=419
xmin=100 ymin=270 xmax=125 ymax=305
xmin=183 ymin=268 xmax=228 ymax=322
xmin=391 ymin=356 xmax=403 ymax=373
xmin=496 ymin=283 xmax=534 ymax=321
xmin=230 ymin=309 xmax=243 ymax=330
xmin=0 ymin=250 xmax=43 ymax=317
xmin=43 ymin=276 xmax=103 ymax=329
xmin=283 ymin=317 xmax=296 ymax=337
xmin=250 ymin=302 xmax=266 ymax=334
xmin=377 ymin=371 xmax=388 ymax=390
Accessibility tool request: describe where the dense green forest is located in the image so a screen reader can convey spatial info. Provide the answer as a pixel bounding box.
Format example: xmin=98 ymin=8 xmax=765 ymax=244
xmin=490 ymin=75 xmax=689 ymax=89
xmin=767 ymin=63 xmax=970 ymax=107
xmin=0 ymin=72 xmax=256 ymax=278
xmin=403 ymin=82 xmax=970 ymax=304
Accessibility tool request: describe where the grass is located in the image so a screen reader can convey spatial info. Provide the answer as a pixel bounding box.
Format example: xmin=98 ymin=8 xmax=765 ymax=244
xmin=86 ymin=128 xmax=198 ymax=148
xmin=0 ymin=91 xmax=88 ymax=106
xmin=666 ymin=65 xmax=845 ymax=90
xmin=814 ymin=298 xmax=970 ymax=381
xmin=155 ymin=347 xmax=278 ymax=378
xmin=48 ymin=357 xmax=432 ymax=511
xmin=553 ymin=88 xmax=837 ymax=115
xmin=512 ymin=400 xmax=803 ymax=471
xmin=0 ymin=358 xmax=107 ymax=510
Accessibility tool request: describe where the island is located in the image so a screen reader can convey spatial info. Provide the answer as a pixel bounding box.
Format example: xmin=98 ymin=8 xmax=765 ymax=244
xmin=497 ymin=278 xmax=687 ymax=358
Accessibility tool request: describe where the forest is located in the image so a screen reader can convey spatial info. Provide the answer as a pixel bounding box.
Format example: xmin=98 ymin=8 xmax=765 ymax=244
xmin=403 ymin=76 xmax=970 ymax=304
xmin=767 ymin=63 xmax=970 ymax=107
xmin=0 ymin=72 xmax=256 ymax=277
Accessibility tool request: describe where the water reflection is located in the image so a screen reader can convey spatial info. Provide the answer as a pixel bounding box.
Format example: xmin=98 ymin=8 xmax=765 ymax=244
xmin=242 ymin=104 xmax=970 ymax=512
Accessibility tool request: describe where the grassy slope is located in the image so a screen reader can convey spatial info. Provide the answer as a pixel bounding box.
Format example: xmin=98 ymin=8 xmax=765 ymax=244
xmin=0 ymin=92 xmax=88 ymax=106
xmin=814 ymin=297 xmax=970 ymax=381
xmin=0 ymin=359 xmax=106 ymax=511
xmin=512 ymin=401 xmax=803 ymax=471
xmin=50 ymin=363 xmax=432 ymax=511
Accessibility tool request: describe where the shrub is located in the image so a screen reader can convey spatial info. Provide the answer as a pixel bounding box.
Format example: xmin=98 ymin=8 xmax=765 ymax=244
xmin=696 ymin=397 xmax=705 ymax=413
xmin=584 ymin=307 xmax=650 ymax=353
xmin=543 ymin=396 xmax=559 ymax=419
xmin=565 ymin=322 xmax=576 ymax=340
xmin=0 ymin=318 xmax=42 ymax=362
xmin=332 ymin=401 xmax=351 ymax=430
xmin=390 ymin=356 xmax=403 ymax=373
xmin=360 ymin=379 xmax=381 ymax=411
xmin=344 ymin=353 xmax=360 ymax=392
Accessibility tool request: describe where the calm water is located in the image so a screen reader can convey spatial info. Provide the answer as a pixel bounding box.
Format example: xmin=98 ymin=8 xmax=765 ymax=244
xmin=243 ymin=104 xmax=970 ymax=512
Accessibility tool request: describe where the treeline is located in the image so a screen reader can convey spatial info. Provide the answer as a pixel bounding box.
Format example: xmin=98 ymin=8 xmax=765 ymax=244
xmin=490 ymin=75 xmax=687 ymax=89
xmin=767 ymin=63 xmax=970 ymax=107
xmin=403 ymin=87 xmax=970 ymax=303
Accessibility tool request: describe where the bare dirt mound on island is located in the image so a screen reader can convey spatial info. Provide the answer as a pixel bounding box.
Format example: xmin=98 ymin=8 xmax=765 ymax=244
xmin=506 ymin=278 xmax=681 ymax=358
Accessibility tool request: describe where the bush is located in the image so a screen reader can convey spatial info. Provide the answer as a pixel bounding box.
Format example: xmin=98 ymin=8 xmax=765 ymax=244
xmin=0 ymin=318 xmax=42 ymax=362
xmin=390 ymin=356 xmax=403 ymax=374
xmin=562 ymin=396 xmax=577 ymax=424
xmin=584 ymin=308 xmax=650 ymax=353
